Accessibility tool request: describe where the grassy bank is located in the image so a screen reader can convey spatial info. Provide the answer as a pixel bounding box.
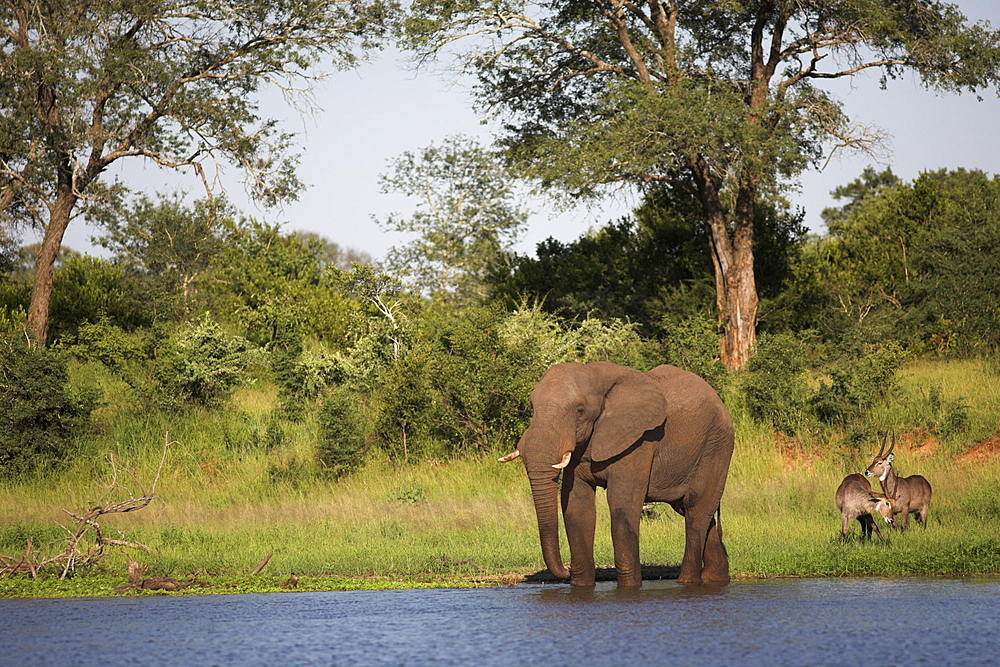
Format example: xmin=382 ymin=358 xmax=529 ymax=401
xmin=2 ymin=359 xmax=1000 ymax=598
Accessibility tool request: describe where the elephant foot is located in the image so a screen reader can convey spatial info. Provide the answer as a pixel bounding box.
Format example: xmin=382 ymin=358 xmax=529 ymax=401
xmin=615 ymin=573 xmax=643 ymax=588
xmin=569 ymin=569 xmax=596 ymax=587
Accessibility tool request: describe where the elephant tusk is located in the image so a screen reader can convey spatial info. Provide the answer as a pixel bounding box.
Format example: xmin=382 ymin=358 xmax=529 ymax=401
xmin=497 ymin=449 xmax=521 ymax=463
xmin=552 ymin=451 xmax=572 ymax=469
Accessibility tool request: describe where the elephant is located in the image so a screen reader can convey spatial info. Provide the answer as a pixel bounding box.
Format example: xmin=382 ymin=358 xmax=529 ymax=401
xmin=499 ymin=361 xmax=734 ymax=587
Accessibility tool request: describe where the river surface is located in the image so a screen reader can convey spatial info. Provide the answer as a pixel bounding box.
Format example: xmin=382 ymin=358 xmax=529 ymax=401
xmin=1 ymin=578 xmax=998 ymax=666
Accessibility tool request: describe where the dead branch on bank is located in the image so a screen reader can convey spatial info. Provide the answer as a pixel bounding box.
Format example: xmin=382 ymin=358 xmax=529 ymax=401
xmin=110 ymin=559 xmax=210 ymax=593
xmin=1 ymin=434 xmax=173 ymax=579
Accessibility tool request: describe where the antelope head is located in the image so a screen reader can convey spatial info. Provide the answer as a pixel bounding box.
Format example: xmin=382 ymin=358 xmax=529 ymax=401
xmin=865 ymin=431 xmax=896 ymax=482
xmin=870 ymin=494 xmax=896 ymax=525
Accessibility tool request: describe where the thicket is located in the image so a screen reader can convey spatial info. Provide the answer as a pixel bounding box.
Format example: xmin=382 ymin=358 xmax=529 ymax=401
xmin=2 ymin=168 xmax=999 ymax=482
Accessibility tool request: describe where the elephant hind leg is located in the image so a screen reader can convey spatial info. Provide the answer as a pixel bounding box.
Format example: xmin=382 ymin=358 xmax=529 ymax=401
xmin=701 ymin=511 xmax=729 ymax=583
xmin=677 ymin=510 xmax=716 ymax=585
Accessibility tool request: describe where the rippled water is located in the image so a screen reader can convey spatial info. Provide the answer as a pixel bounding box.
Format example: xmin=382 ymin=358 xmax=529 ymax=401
xmin=2 ymin=578 xmax=998 ymax=666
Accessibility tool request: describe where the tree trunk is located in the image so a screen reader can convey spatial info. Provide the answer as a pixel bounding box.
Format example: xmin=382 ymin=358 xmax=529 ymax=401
xmin=722 ymin=214 xmax=758 ymax=370
xmin=26 ymin=194 xmax=75 ymax=346
xmin=690 ymin=159 xmax=758 ymax=370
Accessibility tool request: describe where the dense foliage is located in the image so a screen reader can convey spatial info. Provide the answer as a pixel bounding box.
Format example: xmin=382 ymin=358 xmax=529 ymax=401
xmin=401 ymin=0 xmax=1000 ymax=369
xmin=793 ymin=168 xmax=1000 ymax=354
xmin=3 ymin=163 xmax=1000 ymax=476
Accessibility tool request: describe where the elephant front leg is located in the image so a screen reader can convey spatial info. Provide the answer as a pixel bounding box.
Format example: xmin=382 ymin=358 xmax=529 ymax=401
xmin=562 ymin=474 xmax=597 ymax=587
xmin=606 ymin=484 xmax=646 ymax=588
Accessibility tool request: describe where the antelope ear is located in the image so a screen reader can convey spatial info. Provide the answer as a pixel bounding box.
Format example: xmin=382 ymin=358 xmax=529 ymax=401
xmin=590 ymin=375 xmax=667 ymax=462
xmin=886 ymin=453 xmax=895 ymax=463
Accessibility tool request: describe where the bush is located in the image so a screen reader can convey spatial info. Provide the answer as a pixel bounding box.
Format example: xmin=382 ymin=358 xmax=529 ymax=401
xmin=154 ymin=314 xmax=260 ymax=406
xmin=663 ymin=313 xmax=727 ymax=391
xmin=740 ymin=332 xmax=809 ymax=433
xmin=58 ymin=318 xmax=154 ymax=375
xmin=316 ymin=386 xmax=369 ymax=478
xmin=48 ymin=255 xmax=151 ymax=340
xmin=273 ymin=346 xmax=363 ymax=416
xmin=373 ymin=305 xmax=540 ymax=461
xmin=568 ymin=317 xmax=663 ymax=370
xmin=813 ymin=338 xmax=908 ymax=427
xmin=0 ymin=335 xmax=93 ymax=476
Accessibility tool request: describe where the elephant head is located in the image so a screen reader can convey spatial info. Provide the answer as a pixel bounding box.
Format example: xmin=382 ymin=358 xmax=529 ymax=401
xmin=499 ymin=361 xmax=668 ymax=580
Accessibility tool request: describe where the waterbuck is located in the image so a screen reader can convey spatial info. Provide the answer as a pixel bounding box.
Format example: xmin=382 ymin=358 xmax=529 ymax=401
xmin=865 ymin=432 xmax=932 ymax=530
xmin=835 ymin=473 xmax=896 ymax=541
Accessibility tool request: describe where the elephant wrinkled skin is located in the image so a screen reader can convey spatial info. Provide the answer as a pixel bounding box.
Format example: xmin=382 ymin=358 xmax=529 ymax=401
xmin=503 ymin=361 xmax=734 ymax=587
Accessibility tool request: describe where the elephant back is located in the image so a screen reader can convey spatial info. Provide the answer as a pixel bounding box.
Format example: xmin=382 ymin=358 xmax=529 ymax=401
xmin=645 ymin=365 xmax=733 ymax=446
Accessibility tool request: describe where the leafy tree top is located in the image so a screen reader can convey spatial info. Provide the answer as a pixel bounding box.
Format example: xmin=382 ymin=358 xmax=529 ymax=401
xmin=401 ymin=1 xmax=1000 ymax=197
xmin=0 ymin=0 xmax=394 ymax=224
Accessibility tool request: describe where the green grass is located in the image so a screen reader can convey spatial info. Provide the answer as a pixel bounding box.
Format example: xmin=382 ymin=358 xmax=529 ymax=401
xmin=3 ymin=359 xmax=1000 ymax=598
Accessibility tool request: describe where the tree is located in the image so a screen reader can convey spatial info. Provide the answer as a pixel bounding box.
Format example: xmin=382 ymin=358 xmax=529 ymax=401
xmin=493 ymin=181 xmax=805 ymax=337
xmin=93 ymin=193 xmax=232 ymax=316
xmin=208 ymin=220 xmax=357 ymax=349
xmin=376 ymin=134 xmax=530 ymax=302
xmin=816 ymin=168 xmax=1000 ymax=353
xmin=402 ymin=0 xmax=1000 ymax=368
xmin=290 ymin=231 xmax=373 ymax=270
xmin=0 ymin=0 xmax=392 ymax=344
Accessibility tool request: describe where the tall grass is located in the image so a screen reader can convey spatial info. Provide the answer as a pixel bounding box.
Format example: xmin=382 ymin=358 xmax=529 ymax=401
xmin=2 ymin=358 xmax=1000 ymax=594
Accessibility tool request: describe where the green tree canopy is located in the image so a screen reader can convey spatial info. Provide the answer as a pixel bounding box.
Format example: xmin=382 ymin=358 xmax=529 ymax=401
xmin=492 ymin=182 xmax=806 ymax=337
xmin=808 ymin=167 xmax=1000 ymax=353
xmin=377 ymin=134 xmax=530 ymax=303
xmin=0 ymin=0 xmax=393 ymax=344
xmin=402 ymin=0 xmax=1000 ymax=368
xmin=93 ymin=193 xmax=233 ymax=317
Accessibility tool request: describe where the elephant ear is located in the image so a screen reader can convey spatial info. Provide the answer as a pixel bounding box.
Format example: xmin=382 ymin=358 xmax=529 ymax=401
xmin=590 ymin=375 xmax=667 ymax=462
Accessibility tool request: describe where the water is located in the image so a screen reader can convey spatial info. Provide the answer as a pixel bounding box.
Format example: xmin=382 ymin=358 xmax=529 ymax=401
xmin=1 ymin=578 xmax=998 ymax=667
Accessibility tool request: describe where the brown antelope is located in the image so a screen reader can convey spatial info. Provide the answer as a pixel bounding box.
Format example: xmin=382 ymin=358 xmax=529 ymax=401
xmin=836 ymin=473 xmax=896 ymax=541
xmin=865 ymin=432 xmax=932 ymax=530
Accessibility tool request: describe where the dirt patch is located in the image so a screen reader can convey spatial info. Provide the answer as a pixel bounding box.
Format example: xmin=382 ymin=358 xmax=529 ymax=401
xmin=897 ymin=430 xmax=939 ymax=457
xmin=956 ymin=432 xmax=1000 ymax=464
xmin=776 ymin=432 xmax=819 ymax=471
xmin=775 ymin=430 xmax=941 ymax=471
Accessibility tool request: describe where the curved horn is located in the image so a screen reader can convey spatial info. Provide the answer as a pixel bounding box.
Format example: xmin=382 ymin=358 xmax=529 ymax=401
xmin=497 ymin=449 xmax=521 ymax=463
xmin=551 ymin=451 xmax=572 ymax=469
xmin=876 ymin=431 xmax=888 ymax=458
xmin=887 ymin=432 xmax=896 ymax=457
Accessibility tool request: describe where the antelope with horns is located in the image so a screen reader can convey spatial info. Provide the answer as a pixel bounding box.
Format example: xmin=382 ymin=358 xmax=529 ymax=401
xmin=836 ymin=473 xmax=896 ymax=541
xmin=865 ymin=432 xmax=932 ymax=530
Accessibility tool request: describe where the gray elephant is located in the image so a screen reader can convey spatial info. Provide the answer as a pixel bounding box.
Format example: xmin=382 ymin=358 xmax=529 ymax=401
xmin=499 ymin=361 xmax=734 ymax=587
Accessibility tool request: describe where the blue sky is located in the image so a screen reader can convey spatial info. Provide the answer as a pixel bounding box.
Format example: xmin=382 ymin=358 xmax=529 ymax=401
xmin=51 ymin=0 xmax=1000 ymax=262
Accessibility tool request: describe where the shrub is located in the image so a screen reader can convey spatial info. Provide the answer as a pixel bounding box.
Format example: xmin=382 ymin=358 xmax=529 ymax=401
xmin=273 ymin=346 xmax=363 ymax=416
xmin=663 ymin=312 xmax=727 ymax=391
xmin=740 ymin=332 xmax=809 ymax=434
xmin=813 ymin=339 xmax=908 ymax=427
xmin=58 ymin=318 xmax=153 ymax=374
xmin=568 ymin=317 xmax=663 ymax=370
xmin=154 ymin=314 xmax=259 ymax=406
xmin=0 ymin=335 xmax=93 ymax=476
xmin=316 ymin=386 xmax=369 ymax=478
xmin=48 ymin=255 xmax=151 ymax=340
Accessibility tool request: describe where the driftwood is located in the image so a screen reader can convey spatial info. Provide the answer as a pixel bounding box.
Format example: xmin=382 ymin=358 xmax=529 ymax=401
xmin=250 ymin=552 xmax=273 ymax=574
xmin=1 ymin=434 xmax=172 ymax=579
xmin=111 ymin=561 xmax=209 ymax=594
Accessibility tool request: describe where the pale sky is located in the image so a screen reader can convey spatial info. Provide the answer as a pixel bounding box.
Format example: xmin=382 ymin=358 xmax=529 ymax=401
xmin=50 ymin=0 xmax=1000 ymax=262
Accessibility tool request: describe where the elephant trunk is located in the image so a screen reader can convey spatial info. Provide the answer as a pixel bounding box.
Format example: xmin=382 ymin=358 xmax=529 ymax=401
xmin=529 ymin=472 xmax=569 ymax=580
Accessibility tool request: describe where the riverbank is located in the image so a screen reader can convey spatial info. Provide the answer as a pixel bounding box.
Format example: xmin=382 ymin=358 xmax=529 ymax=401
xmin=3 ymin=359 xmax=1000 ymax=598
